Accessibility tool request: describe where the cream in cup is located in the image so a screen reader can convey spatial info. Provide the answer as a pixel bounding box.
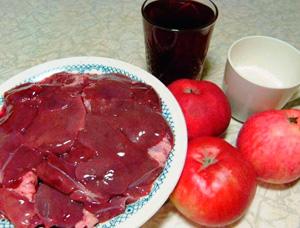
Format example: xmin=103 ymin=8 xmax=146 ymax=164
xmin=223 ymin=36 xmax=300 ymax=122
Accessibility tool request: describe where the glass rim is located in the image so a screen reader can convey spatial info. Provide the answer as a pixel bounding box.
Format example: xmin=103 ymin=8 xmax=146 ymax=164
xmin=141 ymin=0 xmax=219 ymax=32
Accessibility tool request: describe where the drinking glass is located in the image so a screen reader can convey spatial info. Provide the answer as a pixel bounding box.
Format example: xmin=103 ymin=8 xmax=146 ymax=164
xmin=141 ymin=0 xmax=218 ymax=85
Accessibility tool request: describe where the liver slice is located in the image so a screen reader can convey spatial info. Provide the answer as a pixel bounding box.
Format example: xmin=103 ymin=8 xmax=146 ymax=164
xmin=0 ymin=146 xmax=42 ymax=188
xmin=0 ymin=188 xmax=42 ymax=228
xmin=35 ymin=183 xmax=83 ymax=228
xmin=23 ymin=86 xmax=86 ymax=155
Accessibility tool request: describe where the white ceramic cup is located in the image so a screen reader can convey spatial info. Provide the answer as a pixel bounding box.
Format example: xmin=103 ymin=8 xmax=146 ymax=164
xmin=222 ymin=35 xmax=300 ymax=122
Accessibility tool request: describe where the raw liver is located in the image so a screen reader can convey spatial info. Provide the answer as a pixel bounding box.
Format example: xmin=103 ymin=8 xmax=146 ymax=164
xmin=0 ymin=188 xmax=42 ymax=228
xmin=0 ymin=146 xmax=42 ymax=188
xmin=0 ymin=72 xmax=174 ymax=227
xmin=23 ymin=85 xmax=86 ymax=154
xmin=35 ymin=183 xmax=83 ymax=228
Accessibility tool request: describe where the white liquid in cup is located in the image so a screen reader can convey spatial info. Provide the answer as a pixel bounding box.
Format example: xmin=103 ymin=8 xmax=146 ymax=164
xmin=235 ymin=65 xmax=285 ymax=88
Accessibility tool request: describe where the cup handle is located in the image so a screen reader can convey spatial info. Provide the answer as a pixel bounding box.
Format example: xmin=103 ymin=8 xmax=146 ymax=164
xmin=284 ymin=98 xmax=300 ymax=109
xmin=283 ymin=88 xmax=300 ymax=109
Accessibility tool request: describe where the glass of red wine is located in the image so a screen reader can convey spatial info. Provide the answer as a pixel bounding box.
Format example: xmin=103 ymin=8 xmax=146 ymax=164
xmin=142 ymin=0 xmax=218 ymax=85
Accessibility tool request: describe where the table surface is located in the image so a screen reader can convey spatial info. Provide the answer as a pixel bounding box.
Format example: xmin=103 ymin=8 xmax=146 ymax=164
xmin=0 ymin=0 xmax=299 ymax=227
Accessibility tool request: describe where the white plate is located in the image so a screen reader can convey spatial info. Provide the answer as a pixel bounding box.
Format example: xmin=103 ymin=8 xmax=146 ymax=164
xmin=0 ymin=56 xmax=188 ymax=228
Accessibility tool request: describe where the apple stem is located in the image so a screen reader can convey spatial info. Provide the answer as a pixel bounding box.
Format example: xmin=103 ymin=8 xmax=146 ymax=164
xmin=202 ymin=157 xmax=217 ymax=169
xmin=288 ymin=117 xmax=298 ymax=124
xmin=194 ymin=156 xmax=217 ymax=172
xmin=184 ymin=88 xmax=196 ymax=94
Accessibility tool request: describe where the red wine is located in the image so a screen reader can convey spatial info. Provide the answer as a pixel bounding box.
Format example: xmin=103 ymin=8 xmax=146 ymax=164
xmin=144 ymin=0 xmax=216 ymax=30
xmin=142 ymin=0 xmax=218 ymax=84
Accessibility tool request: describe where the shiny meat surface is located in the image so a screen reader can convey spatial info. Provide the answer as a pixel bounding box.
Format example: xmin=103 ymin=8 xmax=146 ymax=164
xmin=0 ymin=72 xmax=173 ymax=227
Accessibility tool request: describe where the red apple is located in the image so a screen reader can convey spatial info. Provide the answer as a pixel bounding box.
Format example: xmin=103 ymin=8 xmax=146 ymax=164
xmin=237 ymin=109 xmax=300 ymax=184
xmin=168 ymin=79 xmax=231 ymax=139
xmin=171 ymin=137 xmax=257 ymax=227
